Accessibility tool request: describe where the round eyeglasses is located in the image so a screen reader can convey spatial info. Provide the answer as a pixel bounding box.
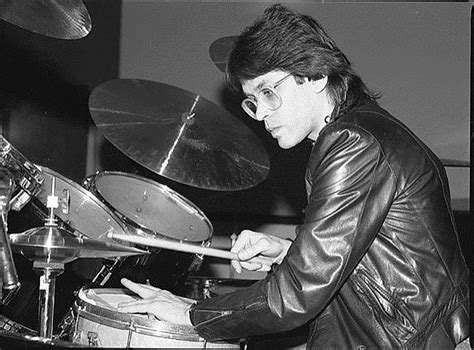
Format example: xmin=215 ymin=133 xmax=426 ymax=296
xmin=241 ymin=74 xmax=292 ymax=119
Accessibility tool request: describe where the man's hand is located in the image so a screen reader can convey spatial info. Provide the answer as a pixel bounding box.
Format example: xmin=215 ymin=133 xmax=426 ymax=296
xmin=118 ymin=278 xmax=195 ymax=325
xmin=230 ymin=230 xmax=292 ymax=273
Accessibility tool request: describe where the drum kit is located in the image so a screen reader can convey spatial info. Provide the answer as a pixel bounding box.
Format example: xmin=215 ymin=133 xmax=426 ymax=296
xmin=0 ymin=75 xmax=268 ymax=348
xmin=0 ymin=3 xmax=270 ymax=345
xmin=0 ymin=4 xmax=269 ymax=345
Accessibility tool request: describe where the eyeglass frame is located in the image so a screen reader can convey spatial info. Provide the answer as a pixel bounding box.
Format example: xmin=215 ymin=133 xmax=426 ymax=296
xmin=241 ymin=73 xmax=293 ymax=119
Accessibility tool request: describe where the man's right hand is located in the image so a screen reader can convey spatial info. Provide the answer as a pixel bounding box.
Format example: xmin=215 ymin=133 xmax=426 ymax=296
xmin=230 ymin=230 xmax=292 ymax=273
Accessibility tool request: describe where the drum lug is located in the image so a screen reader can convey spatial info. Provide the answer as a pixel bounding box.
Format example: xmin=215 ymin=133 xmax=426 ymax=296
xmin=56 ymin=307 xmax=76 ymax=340
xmin=87 ymin=331 xmax=99 ymax=346
xmin=188 ymin=240 xmax=211 ymax=272
xmin=82 ymin=176 xmax=93 ymax=190
xmin=91 ymin=257 xmax=123 ymax=286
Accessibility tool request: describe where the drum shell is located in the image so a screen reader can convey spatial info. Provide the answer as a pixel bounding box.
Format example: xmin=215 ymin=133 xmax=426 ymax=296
xmin=72 ymin=288 xmax=240 ymax=348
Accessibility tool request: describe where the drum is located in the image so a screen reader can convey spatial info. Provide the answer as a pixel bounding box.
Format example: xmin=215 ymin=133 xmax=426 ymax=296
xmin=83 ymin=171 xmax=213 ymax=243
xmin=33 ymin=166 xmax=129 ymax=244
xmin=82 ymin=172 xmax=213 ymax=291
xmin=72 ymin=288 xmax=240 ymax=348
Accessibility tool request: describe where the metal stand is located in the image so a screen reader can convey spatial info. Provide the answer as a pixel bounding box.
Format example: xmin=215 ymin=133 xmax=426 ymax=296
xmin=33 ymin=261 xmax=64 ymax=339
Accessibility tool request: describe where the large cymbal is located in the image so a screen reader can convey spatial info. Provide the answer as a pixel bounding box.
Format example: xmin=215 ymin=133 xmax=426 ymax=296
xmin=0 ymin=0 xmax=91 ymax=40
xmin=209 ymin=36 xmax=237 ymax=73
xmin=89 ymin=79 xmax=270 ymax=191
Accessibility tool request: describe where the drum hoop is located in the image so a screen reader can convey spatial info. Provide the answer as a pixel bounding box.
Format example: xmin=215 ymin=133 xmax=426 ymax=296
xmin=75 ymin=288 xmax=203 ymax=342
xmin=37 ymin=166 xmax=128 ymax=235
xmin=88 ymin=171 xmax=213 ymax=241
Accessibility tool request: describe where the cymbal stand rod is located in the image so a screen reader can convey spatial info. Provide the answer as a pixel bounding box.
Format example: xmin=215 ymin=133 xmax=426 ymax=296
xmin=46 ymin=177 xmax=57 ymax=226
xmin=34 ymin=261 xmax=64 ymax=339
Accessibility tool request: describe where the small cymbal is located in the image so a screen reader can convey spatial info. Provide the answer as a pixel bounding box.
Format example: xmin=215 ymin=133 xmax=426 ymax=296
xmin=0 ymin=0 xmax=91 ymax=40
xmin=89 ymin=79 xmax=270 ymax=191
xmin=209 ymin=36 xmax=237 ymax=73
xmin=10 ymin=226 xmax=147 ymax=265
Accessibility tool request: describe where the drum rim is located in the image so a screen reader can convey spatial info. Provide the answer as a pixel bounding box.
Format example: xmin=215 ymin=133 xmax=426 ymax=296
xmin=74 ymin=288 xmax=203 ymax=342
xmin=86 ymin=171 xmax=214 ymax=242
xmin=36 ymin=165 xmax=129 ymax=240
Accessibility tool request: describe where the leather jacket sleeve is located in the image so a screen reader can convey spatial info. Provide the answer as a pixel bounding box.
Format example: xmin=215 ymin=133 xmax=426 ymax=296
xmin=266 ymin=124 xmax=397 ymax=323
xmin=190 ymin=122 xmax=398 ymax=341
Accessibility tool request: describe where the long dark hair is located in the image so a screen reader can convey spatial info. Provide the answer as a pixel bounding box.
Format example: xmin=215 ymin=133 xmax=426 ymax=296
xmin=226 ymin=4 xmax=380 ymax=120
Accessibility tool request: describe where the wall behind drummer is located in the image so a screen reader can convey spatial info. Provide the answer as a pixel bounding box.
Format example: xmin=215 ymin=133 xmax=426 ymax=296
xmin=119 ymin=4 xmax=469 ymax=350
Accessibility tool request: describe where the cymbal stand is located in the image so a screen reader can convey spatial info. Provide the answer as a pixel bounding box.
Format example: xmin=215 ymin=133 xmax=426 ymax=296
xmin=34 ymin=260 xmax=64 ymax=338
xmin=17 ymin=176 xmax=78 ymax=339
xmin=34 ymin=176 xmax=66 ymax=338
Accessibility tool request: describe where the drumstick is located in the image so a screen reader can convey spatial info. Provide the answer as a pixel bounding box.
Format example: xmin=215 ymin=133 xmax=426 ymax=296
xmin=107 ymin=232 xmax=240 ymax=261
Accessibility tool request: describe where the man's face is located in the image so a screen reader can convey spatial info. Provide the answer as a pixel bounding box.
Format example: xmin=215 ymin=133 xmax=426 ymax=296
xmin=241 ymin=71 xmax=327 ymax=149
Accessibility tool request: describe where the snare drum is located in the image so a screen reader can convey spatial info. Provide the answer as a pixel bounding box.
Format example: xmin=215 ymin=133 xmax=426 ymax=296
xmin=72 ymin=288 xmax=240 ymax=348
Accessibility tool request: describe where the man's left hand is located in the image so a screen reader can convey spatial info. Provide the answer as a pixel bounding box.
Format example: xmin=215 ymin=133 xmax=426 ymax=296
xmin=118 ymin=278 xmax=195 ymax=326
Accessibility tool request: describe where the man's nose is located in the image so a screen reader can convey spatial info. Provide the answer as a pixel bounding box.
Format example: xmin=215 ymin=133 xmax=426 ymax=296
xmin=254 ymin=104 xmax=270 ymax=121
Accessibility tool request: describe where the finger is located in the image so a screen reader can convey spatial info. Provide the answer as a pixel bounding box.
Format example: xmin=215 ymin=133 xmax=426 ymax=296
xmin=230 ymin=233 xmax=238 ymax=248
xmin=230 ymin=230 xmax=253 ymax=254
xmin=120 ymin=278 xmax=160 ymax=299
xmin=240 ymin=261 xmax=263 ymax=271
xmin=117 ymin=299 xmax=155 ymax=314
xmin=231 ymin=259 xmax=242 ymax=274
xmin=237 ymin=239 xmax=270 ymax=261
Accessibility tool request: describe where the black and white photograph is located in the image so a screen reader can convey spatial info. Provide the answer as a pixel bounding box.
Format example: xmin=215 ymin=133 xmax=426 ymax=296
xmin=0 ymin=1 xmax=470 ymax=349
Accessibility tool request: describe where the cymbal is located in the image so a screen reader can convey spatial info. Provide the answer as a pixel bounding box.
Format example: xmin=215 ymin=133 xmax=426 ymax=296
xmin=441 ymin=159 xmax=470 ymax=168
xmin=209 ymin=36 xmax=237 ymax=73
xmin=0 ymin=0 xmax=91 ymax=40
xmin=89 ymin=79 xmax=270 ymax=191
xmin=10 ymin=226 xmax=147 ymax=265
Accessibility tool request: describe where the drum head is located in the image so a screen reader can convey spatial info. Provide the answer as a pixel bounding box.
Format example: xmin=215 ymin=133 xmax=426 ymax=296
xmin=35 ymin=166 xmax=128 ymax=244
xmin=90 ymin=172 xmax=212 ymax=242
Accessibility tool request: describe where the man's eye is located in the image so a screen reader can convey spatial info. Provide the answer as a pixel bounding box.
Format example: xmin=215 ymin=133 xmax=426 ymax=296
xmin=261 ymin=88 xmax=274 ymax=97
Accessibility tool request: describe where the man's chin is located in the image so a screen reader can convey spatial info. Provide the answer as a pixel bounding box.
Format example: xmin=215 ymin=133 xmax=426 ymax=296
xmin=277 ymin=139 xmax=295 ymax=150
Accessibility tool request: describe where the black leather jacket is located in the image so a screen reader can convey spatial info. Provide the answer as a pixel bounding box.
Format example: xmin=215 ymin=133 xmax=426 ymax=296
xmin=190 ymin=103 xmax=469 ymax=349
